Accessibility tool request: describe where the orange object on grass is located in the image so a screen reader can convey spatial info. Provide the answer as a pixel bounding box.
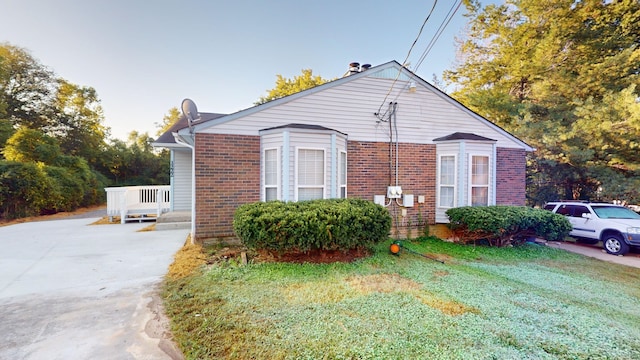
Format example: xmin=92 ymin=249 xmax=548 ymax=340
xmin=389 ymin=242 xmax=401 ymax=255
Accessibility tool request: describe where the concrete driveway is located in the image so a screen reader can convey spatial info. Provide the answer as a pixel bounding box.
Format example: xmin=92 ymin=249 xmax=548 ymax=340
xmin=0 ymin=217 xmax=189 ymax=360
xmin=546 ymin=240 xmax=640 ymax=269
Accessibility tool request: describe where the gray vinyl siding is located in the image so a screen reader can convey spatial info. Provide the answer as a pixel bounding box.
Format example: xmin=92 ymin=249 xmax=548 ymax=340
xmin=172 ymin=149 xmax=192 ymax=211
xmin=202 ymin=76 xmax=523 ymax=149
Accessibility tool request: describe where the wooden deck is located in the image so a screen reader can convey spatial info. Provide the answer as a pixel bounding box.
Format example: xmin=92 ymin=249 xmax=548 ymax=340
xmin=105 ymin=185 xmax=171 ymax=224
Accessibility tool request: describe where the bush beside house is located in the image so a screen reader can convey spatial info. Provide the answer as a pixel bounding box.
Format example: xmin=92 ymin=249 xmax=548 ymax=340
xmin=233 ymin=199 xmax=392 ymax=253
xmin=446 ymin=206 xmax=572 ymax=246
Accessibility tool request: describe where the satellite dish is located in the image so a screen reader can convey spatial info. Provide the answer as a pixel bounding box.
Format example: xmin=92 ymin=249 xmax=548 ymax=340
xmin=181 ymin=98 xmax=199 ymax=134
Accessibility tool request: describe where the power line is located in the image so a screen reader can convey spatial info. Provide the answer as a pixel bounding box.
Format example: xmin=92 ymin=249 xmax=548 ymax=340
xmin=414 ymin=0 xmax=463 ymax=72
xmin=375 ymin=0 xmax=439 ymax=120
xmin=384 ymin=0 xmax=463 ymax=107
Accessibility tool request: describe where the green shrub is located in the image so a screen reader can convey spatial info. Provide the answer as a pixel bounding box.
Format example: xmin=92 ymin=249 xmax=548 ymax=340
xmin=446 ymin=206 xmax=572 ymax=246
xmin=233 ymin=199 xmax=391 ymax=253
xmin=55 ymin=155 xmax=105 ymax=206
xmin=0 ymin=159 xmax=106 ymax=219
xmin=0 ymin=161 xmax=55 ymax=218
xmin=43 ymin=166 xmax=84 ymax=212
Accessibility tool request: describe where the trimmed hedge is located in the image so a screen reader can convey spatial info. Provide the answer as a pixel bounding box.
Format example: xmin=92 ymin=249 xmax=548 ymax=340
xmin=233 ymin=199 xmax=391 ymax=253
xmin=446 ymin=206 xmax=572 ymax=246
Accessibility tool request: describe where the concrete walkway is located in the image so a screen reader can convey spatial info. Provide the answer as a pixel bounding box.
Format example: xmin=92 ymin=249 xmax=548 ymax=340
xmin=0 ymin=217 xmax=189 ymax=360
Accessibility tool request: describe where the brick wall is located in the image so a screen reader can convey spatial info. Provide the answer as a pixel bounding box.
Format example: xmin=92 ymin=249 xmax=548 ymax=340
xmin=194 ymin=133 xmax=260 ymax=241
xmin=496 ymin=147 xmax=527 ymax=205
xmin=191 ymin=134 xmax=526 ymax=241
xmin=348 ymin=140 xmax=437 ymax=226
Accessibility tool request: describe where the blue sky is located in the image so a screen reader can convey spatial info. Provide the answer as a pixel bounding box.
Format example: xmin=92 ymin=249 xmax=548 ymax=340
xmin=1 ymin=0 xmax=496 ymax=141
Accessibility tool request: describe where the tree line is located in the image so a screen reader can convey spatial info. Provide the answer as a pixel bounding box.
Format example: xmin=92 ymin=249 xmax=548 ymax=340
xmin=447 ymin=0 xmax=640 ymax=205
xmin=0 ymin=43 xmax=172 ymax=219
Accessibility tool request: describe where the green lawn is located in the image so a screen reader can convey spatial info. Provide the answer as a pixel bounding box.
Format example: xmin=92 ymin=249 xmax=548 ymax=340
xmin=162 ymin=238 xmax=640 ymax=359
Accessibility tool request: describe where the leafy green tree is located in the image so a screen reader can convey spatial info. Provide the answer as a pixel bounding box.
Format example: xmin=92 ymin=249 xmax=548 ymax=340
xmin=446 ymin=0 xmax=640 ymax=204
xmin=51 ymin=80 xmax=109 ymax=167
xmin=0 ymin=119 xmax=14 ymax=156
xmin=3 ymin=127 xmax=61 ymax=164
xmin=156 ymin=107 xmax=181 ymax=137
xmin=99 ymin=131 xmax=169 ymax=186
xmin=255 ymin=69 xmax=331 ymax=105
xmin=0 ymin=43 xmax=56 ymax=129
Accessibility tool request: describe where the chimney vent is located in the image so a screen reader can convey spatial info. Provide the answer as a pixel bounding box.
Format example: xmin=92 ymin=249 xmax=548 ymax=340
xmin=361 ymin=64 xmax=372 ymax=71
xmin=348 ymin=62 xmax=360 ymax=75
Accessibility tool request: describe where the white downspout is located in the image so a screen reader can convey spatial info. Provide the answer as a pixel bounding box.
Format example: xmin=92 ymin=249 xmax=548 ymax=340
xmin=174 ymin=133 xmax=196 ymax=244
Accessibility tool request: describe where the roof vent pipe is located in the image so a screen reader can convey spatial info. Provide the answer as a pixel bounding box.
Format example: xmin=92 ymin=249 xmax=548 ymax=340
xmin=361 ymin=64 xmax=371 ymax=71
xmin=348 ymin=62 xmax=360 ymax=75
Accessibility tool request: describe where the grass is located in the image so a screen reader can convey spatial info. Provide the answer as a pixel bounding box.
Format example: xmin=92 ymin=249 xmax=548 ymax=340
xmin=162 ymin=238 xmax=640 ymax=359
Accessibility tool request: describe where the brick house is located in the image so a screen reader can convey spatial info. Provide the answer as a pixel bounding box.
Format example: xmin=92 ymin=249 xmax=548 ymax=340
xmin=153 ymin=61 xmax=533 ymax=242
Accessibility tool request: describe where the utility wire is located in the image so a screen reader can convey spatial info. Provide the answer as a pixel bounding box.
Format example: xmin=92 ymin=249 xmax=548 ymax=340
xmin=385 ymin=0 xmax=462 ymax=106
xmin=414 ymin=0 xmax=463 ymax=72
xmin=375 ymin=0 xmax=439 ymax=121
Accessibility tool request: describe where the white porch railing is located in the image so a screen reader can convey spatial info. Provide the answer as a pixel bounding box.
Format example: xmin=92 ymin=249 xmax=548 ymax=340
xmin=105 ymin=185 xmax=171 ymax=224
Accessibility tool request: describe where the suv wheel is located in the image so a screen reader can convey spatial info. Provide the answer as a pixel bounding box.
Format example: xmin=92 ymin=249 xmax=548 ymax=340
xmin=603 ymin=234 xmax=630 ymax=255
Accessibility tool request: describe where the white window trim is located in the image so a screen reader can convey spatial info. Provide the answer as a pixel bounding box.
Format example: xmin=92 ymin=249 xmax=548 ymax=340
xmin=339 ymin=150 xmax=347 ymax=198
xmin=468 ymin=153 xmax=490 ymax=206
xmin=437 ymin=154 xmax=457 ymax=209
xmin=294 ymin=147 xmax=326 ymax=201
xmin=263 ymin=147 xmax=280 ymax=201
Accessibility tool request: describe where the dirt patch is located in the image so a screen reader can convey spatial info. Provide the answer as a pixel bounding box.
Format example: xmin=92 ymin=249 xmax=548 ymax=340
xmin=167 ymin=240 xmax=207 ymax=280
xmin=346 ymin=273 xmax=479 ymax=316
xmin=347 ymin=273 xmax=422 ymax=293
xmin=255 ymin=247 xmax=371 ymax=264
xmin=145 ymin=292 xmax=185 ymax=360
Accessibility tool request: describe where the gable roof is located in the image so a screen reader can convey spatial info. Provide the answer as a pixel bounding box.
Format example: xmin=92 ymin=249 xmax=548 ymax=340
xmin=165 ymin=61 xmax=533 ymax=152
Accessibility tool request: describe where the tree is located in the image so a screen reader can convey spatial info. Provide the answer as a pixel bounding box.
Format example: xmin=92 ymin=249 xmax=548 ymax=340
xmin=98 ymin=131 xmax=169 ymax=186
xmin=446 ymin=0 xmax=640 ymax=204
xmin=52 ymin=80 xmax=109 ymax=167
xmin=156 ymin=107 xmax=181 ymax=137
xmin=3 ymin=127 xmax=61 ymax=164
xmin=255 ymin=69 xmax=331 ymax=105
xmin=0 ymin=119 xmax=14 ymax=156
xmin=0 ymin=43 xmax=56 ymax=129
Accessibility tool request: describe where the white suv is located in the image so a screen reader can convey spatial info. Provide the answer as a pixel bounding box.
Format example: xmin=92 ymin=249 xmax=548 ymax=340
xmin=544 ymin=201 xmax=640 ymax=255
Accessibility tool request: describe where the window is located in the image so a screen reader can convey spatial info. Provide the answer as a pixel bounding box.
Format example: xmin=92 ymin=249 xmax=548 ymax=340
xmin=260 ymin=126 xmax=347 ymax=203
xmin=297 ymin=148 xmax=325 ymax=200
xmin=264 ymin=148 xmax=279 ymax=201
xmin=339 ymin=151 xmax=347 ymax=198
xmin=568 ymin=205 xmax=590 ymax=218
xmin=439 ymin=155 xmax=455 ymax=207
xmin=470 ymin=155 xmax=489 ymax=206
